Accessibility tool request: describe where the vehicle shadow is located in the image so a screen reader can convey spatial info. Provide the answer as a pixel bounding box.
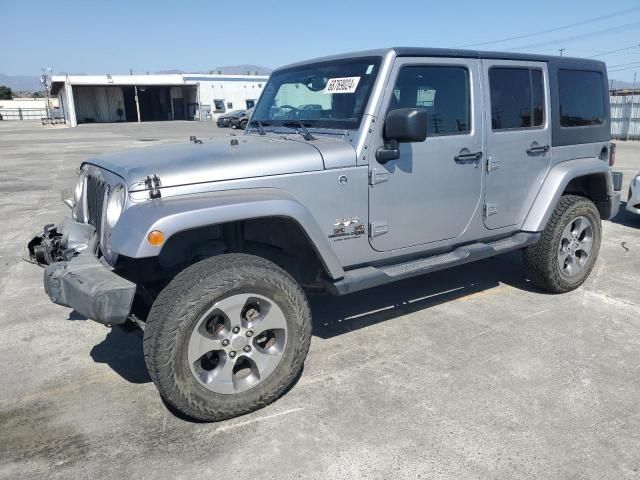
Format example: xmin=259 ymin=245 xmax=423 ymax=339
xmin=74 ymin=252 xmax=539 ymax=390
xmin=609 ymin=201 xmax=640 ymax=228
xmin=309 ymin=251 xmax=540 ymax=339
xmin=89 ymin=325 xmax=151 ymax=384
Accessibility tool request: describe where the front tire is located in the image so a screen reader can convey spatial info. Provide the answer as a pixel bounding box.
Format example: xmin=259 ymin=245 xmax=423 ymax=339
xmin=523 ymin=195 xmax=602 ymax=293
xmin=143 ymin=254 xmax=312 ymax=421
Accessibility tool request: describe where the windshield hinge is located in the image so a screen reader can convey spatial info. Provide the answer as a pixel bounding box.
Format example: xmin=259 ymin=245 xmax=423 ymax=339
xmin=144 ymin=174 xmax=162 ymax=199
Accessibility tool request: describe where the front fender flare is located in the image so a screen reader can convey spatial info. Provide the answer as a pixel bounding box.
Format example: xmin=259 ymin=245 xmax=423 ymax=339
xmin=110 ymin=188 xmax=345 ymax=279
xmin=522 ymin=157 xmax=613 ymax=232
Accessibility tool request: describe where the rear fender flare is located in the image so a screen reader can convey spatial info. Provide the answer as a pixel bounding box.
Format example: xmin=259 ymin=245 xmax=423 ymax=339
xmin=522 ymin=157 xmax=613 ymax=232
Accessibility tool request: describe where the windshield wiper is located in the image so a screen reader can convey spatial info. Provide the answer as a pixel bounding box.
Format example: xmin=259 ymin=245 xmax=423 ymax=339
xmin=249 ymin=119 xmax=269 ymax=135
xmin=282 ymin=120 xmax=315 ymax=141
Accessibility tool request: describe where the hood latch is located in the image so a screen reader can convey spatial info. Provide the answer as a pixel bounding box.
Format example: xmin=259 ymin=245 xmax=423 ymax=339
xmin=144 ymin=174 xmax=162 ymax=199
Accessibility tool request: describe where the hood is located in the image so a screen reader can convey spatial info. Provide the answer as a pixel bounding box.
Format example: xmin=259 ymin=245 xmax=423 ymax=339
xmin=85 ymin=134 xmax=355 ymax=190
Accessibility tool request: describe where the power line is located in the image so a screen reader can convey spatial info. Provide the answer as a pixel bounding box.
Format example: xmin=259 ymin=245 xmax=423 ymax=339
xmin=608 ymin=64 xmax=640 ymax=73
xmin=509 ymin=21 xmax=640 ymax=51
xmin=607 ymin=60 xmax=640 ymax=69
xmin=587 ymin=43 xmax=640 ymax=58
xmin=456 ymin=7 xmax=640 ymax=48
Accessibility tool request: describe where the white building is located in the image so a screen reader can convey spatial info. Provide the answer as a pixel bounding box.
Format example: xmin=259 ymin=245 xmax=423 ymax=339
xmin=50 ymin=73 xmax=269 ymax=127
xmin=0 ymin=97 xmax=60 ymax=120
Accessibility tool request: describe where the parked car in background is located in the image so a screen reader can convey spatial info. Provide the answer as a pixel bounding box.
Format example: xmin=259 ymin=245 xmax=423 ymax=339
xmin=231 ymin=108 xmax=254 ymax=129
xmin=216 ymin=110 xmax=245 ymax=128
xmin=627 ymin=171 xmax=640 ymax=216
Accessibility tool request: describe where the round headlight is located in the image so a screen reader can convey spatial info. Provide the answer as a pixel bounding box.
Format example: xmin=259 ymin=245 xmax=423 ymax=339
xmin=106 ymin=184 xmax=126 ymax=228
xmin=74 ymin=172 xmax=85 ymax=204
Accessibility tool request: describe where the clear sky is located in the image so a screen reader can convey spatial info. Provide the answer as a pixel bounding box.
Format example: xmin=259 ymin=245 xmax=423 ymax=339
xmin=2 ymin=0 xmax=640 ymax=82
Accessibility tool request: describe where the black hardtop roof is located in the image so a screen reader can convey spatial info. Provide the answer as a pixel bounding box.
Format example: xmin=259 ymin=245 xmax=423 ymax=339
xmin=393 ymin=47 xmax=606 ymax=68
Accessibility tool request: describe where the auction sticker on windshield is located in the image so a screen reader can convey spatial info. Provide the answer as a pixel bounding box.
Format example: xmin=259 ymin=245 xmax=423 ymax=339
xmin=324 ymin=77 xmax=361 ymax=94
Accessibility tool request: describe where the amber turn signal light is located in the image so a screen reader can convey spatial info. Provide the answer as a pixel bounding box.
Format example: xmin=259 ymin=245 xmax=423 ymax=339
xmin=147 ymin=230 xmax=165 ymax=246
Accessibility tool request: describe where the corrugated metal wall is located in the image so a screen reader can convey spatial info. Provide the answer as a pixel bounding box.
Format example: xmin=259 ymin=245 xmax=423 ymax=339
xmin=73 ymin=86 xmax=125 ymax=123
xmin=611 ymin=94 xmax=640 ymax=140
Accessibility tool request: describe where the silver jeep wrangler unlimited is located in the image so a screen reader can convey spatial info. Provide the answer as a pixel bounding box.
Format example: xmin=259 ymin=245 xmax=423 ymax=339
xmin=28 ymin=48 xmax=621 ymax=421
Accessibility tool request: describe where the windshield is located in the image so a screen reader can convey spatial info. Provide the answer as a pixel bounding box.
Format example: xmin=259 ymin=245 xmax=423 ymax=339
xmin=252 ymin=56 xmax=381 ymax=130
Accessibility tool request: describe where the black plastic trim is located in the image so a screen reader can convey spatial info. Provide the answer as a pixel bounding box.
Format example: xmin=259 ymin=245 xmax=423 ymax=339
xmin=328 ymin=232 xmax=540 ymax=295
xmin=44 ymin=252 xmax=136 ymax=325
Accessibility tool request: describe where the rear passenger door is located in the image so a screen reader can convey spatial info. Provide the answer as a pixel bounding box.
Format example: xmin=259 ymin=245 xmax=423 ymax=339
xmin=482 ymin=61 xmax=552 ymax=229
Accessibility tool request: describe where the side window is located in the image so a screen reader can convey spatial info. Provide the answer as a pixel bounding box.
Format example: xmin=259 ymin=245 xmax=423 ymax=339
xmin=392 ymin=66 xmax=471 ymax=135
xmin=558 ymin=70 xmax=605 ymax=127
xmin=489 ymin=68 xmax=544 ymax=130
xmin=213 ymin=99 xmax=225 ymax=112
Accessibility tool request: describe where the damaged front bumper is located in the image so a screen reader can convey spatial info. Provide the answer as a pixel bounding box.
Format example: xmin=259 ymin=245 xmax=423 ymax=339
xmin=26 ymin=218 xmax=136 ymax=325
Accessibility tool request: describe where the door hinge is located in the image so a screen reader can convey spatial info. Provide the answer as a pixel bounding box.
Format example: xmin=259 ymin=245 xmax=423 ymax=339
xmin=483 ymin=203 xmax=498 ymax=217
xmin=369 ymin=168 xmax=389 ymax=185
xmin=486 ymin=156 xmax=500 ymax=173
xmin=370 ymin=221 xmax=388 ymax=237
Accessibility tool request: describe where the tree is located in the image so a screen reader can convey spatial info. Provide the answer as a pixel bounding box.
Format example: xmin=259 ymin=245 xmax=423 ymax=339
xmin=0 ymin=86 xmax=13 ymax=100
xmin=32 ymin=91 xmax=43 ymax=98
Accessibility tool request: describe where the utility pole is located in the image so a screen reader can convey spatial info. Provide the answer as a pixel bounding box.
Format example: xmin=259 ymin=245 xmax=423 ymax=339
xmin=40 ymin=67 xmax=52 ymax=120
xmin=559 ymin=48 xmax=565 ymax=57
xmin=626 ymin=72 xmax=637 ymax=141
xmin=134 ymin=85 xmax=141 ymax=123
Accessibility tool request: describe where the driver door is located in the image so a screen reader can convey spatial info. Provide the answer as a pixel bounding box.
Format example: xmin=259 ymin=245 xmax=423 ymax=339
xmin=368 ymin=57 xmax=484 ymax=251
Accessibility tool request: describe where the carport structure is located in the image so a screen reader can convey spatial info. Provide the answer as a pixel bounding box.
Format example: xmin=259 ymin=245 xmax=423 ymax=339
xmin=50 ymin=74 xmax=199 ymax=127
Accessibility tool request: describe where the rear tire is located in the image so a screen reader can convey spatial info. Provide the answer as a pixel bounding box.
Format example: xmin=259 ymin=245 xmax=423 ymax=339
xmin=523 ymin=195 xmax=601 ymax=293
xmin=143 ymin=254 xmax=312 ymax=421
xmin=239 ymin=119 xmax=248 ymax=130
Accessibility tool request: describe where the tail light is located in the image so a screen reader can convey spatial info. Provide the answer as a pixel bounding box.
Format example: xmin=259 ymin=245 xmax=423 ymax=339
xmin=609 ymin=142 xmax=616 ymax=167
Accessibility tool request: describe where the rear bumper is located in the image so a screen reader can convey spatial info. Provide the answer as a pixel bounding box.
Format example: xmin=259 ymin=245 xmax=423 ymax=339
xmin=610 ymin=191 xmax=621 ymax=219
xmin=27 ymin=218 xmax=136 ymax=325
xmin=604 ymin=171 xmax=623 ymax=219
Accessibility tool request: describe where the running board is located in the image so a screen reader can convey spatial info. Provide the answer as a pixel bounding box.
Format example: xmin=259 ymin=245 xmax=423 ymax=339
xmin=328 ymin=232 xmax=540 ymax=295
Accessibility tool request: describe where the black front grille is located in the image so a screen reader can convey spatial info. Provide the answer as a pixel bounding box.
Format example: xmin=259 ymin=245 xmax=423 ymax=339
xmin=86 ymin=175 xmax=107 ymax=238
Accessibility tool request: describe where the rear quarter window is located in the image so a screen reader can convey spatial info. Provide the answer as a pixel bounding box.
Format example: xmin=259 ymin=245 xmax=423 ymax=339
xmin=558 ymin=70 xmax=605 ymax=127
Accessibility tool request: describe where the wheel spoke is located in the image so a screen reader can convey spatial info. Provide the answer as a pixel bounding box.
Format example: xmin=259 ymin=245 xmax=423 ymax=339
xmin=187 ymin=332 xmax=223 ymax=365
xmin=206 ymin=356 xmax=236 ymax=394
xmin=564 ymin=255 xmax=575 ymax=275
xmin=573 ymin=217 xmax=589 ymax=237
xmin=578 ymin=237 xmax=593 ymax=256
xmin=558 ymin=249 xmax=571 ymax=267
xmin=247 ymin=348 xmax=283 ymax=380
xmin=215 ymin=294 xmax=254 ymax=329
xmin=252 ymin=303 xmax=287 ymax=336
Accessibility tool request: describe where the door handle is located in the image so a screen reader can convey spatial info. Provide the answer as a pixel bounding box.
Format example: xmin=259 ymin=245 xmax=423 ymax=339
xmin=454 ymin=151 xmax=483 ymax=162
xmin=527 ymin=144 xmax=550 ymax=155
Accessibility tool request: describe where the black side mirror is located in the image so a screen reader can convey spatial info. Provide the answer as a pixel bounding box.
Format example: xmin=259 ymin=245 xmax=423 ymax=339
xmin=384 ymin=108 xmax=428 ymax=142
xmin=376 ymin=108 xmax=428 ymax=164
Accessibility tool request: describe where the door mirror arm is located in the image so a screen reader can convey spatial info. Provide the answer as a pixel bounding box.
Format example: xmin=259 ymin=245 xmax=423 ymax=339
xmin=376 ymin=139 xmax=400 ymax=164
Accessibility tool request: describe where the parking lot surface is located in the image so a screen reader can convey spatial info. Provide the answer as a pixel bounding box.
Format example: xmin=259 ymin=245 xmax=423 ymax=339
xmin=0 ymin=121 xmax=639 ymax=479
